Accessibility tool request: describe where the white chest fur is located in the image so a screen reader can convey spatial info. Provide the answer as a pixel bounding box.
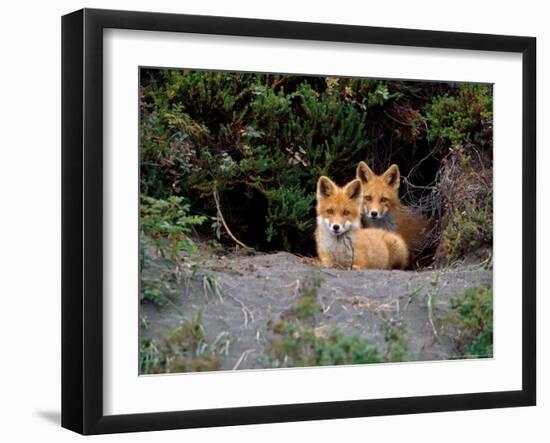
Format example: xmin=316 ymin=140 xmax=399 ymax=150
xmin=317 ymin=224 xmax=354 ymax=268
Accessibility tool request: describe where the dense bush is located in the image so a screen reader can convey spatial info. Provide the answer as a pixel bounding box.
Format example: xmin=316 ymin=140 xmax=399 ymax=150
xmin=427 ymin=84 xmax=493 ymax=149
xmin=140 ymin=69 xmax=493 ymax=263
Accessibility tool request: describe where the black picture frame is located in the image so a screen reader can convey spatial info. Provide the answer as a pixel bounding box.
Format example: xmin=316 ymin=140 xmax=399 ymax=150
xmin=62 ymin=8 xmax=536 ymax=435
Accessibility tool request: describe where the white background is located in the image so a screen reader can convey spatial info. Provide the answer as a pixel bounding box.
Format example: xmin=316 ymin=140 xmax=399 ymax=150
xmin=0 ymin=0 xmax=546 ymax=441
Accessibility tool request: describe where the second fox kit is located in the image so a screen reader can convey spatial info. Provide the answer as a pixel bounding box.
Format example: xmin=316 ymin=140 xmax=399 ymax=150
xmin=356 ymin=162 xmax=428 ymax=256
xmin=315 ymin=176 xmax=409 ymax=270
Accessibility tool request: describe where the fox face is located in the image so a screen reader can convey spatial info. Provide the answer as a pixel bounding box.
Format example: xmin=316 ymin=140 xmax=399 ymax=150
xmin=316 ymin=176 xmax=362 ymax=236
xmin=356 ymin=162 xmax=400 ymax=220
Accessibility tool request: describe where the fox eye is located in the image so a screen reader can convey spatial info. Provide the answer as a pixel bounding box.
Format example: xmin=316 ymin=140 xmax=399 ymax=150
xmin=365 ymin=196 xmax=372 ymax=202
xmin=326 ymin=208 xmax=334 ymax=215
xmin=380 ymin=197 xmax=388 ymax=203
xmin=343 ymin=210 xmax=350 ymax=216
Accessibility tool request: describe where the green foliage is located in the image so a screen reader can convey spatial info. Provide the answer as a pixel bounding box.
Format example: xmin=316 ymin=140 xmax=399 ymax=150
xmin=383 ymin=320 xmax=410 ymax=362
xmin=141 ymin=281 xmax=169 ymax=307
xmin=427 ymin=84 xmax=493 ymax=148
xmin=140 ymin=69 xmax=493 ymax=262
xmin=139 ymin=336 xmax=166 ymax=374
xmin=309 ymin=328 xmax=383 ymax=366
xmin=289 ymin=274 xmax=322 ymax=320
xmin=140 ymin=270 xmax=184 ymax=310
xmin=140 ymin=310 xmax=231 ymax=374
xmin=140 ymin=195 xmax=207 ymax=260
xmin=140 ymin=70 xmax=434 ymax=254
xmin=264 ymin=186 xmax=315 ymax=248
xmin=443 ymin=202 xmax=493 ymax=263
xmin=448 ymin=288 xmax=493 ymax=358
xmin=266 ymin=274 xmax=409 ymax=367
xmin=267 ymin=316 xmax=383 ymax=368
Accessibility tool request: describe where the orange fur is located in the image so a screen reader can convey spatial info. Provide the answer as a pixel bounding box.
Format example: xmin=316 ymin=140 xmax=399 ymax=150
xmin=315 ymin=176 xmax=409 ymax=270
xmin=356 ymin=162 xmax=428 ymax=258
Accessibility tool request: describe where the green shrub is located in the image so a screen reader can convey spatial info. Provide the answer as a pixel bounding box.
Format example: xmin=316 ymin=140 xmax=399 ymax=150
xmin=427 ymin=84 xmax=493 ymax=148
xmin=140 ymin=69 xmax=493 ymax=263
xmin=448 ymin=288 xmax=493 ymax=358
xmin=140 ymin=195 xmax=207 ymax=260
xmin=443 ymin=202 xmax=493 ymax=263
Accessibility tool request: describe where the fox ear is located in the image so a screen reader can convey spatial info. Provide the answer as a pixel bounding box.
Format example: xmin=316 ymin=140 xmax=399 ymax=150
xmin=383 ymin=164 xmax=400 ymax=189
xmin=344 ymin=179 xmax=363 ymax=201
xmin=356 ymin=161 xmax=375 ymax=184
xmin=317 ymin=176 xmax=337 ymax=199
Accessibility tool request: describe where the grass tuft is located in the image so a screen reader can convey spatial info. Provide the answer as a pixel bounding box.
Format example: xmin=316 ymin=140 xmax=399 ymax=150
xmin=140 ymin=310 xmax=231 ymax=374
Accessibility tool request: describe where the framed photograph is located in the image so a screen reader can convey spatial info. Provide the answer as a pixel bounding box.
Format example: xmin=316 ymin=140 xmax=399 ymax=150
xmin=62 ymin=8 xmax=536 ymax=435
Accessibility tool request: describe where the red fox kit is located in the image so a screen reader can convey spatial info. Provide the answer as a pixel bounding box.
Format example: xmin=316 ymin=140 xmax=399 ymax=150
xmin=356 ymin=162 xmax=428 ymax=259
xmin=315 ymin=176 xmax=409 ymax=270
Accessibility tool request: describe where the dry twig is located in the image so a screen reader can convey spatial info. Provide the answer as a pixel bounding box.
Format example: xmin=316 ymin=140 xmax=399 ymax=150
xmin=213 ymin=186 xmax=253 ymax=250
xmin=232 ymin=348 xmax=256 ymax=370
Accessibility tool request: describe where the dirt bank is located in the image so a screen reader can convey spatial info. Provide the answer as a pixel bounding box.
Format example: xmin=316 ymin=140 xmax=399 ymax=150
xmin=140 ymin=248 xmax=492 ymax=372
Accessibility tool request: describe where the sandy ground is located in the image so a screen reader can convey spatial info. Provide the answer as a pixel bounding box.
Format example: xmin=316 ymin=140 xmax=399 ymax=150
xmin=141 ymin=249 xmax=492 ymax=371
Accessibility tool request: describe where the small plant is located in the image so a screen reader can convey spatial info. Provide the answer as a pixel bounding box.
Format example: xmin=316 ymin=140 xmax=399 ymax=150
xmin=383 ymin=320 xmax=410 ymax=362
xmin=442 ymin=201 xmax=493 ymax=264
xmin=290 ymin=274 xmax=322 ymax=320
xmin=267 ymin=318 xmax=383 ymax=368
xmin=140 ymin=194 xmax=207 ymax=261
xmin=313 ymin=330 xmax=383 ymax=366
xmin=140 ymin=270 xmax=184 ymax=310
xmin=139 ymin=336 xmax=166 ymax=374
xmin=448 ymin=288 xmax=493 ymax=358
xmin=266 ymin=274 xmax=409 ymax=368
xmin=141 ymin=281 xmax=169 ymax=307
xmin=200 ymin=272 xmax=224 ymax=301
xmin=139 ymin=310 xmax=231 ymax=374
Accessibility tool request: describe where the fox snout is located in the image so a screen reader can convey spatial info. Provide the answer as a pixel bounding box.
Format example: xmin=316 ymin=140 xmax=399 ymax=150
xmin=364 ymin=207 xmax=387 ymax=219
xmin=325 ymin=220 xmax=352 ymax=235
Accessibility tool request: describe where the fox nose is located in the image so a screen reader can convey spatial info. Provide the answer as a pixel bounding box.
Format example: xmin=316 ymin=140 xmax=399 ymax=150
xmin=332 ymin=224 xmax=341 ymax=232
xmin=370 ymin=211 xmax=378 ymax=218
